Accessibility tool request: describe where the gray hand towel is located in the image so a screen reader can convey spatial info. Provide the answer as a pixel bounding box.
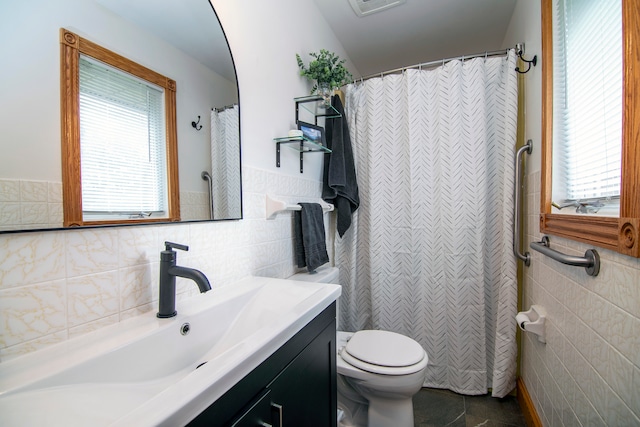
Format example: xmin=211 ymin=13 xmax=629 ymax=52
xmin=294 ymin=203 xmax=329 ymax=272
xmin=322 ymin=95 xmax=359 ymax=237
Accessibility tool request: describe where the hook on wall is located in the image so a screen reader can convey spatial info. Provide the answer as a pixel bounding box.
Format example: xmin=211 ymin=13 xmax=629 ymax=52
xmin=515 ymin=43 xmax=537 ymax=74
xmin=191 ymin=116 xmax=202 ymax=131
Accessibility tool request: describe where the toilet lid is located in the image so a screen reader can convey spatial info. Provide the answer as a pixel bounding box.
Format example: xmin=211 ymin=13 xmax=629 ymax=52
xmin=343 ymin=330 xmax=425 ymax=373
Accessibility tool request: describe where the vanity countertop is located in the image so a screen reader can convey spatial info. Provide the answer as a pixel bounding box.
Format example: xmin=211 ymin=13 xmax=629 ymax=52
xmin=0 ymin=276 xmax=341 ymax=426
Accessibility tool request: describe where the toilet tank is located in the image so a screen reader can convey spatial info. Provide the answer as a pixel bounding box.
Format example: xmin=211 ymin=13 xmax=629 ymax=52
xmin=289 ymin=266 xmax=341 ymax=328
xmin=288 ymin=266 xmax=339 ymax=284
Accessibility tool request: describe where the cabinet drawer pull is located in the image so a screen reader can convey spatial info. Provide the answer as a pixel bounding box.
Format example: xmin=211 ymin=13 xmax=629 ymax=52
xmin=271 ymin=403 xmax=283 ymax=427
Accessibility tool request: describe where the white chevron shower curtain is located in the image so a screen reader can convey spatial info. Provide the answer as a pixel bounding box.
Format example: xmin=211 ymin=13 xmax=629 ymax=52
xmin=210 ymin=105 xmax=241 ymax=219
xmin=338 ymin=50 xmax=518 ymax=397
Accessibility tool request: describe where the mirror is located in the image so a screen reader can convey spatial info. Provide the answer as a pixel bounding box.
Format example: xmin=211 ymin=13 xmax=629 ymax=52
xmin=0 ymin=0 xmax=241 ymax=232
xmin=541 ymin=0 xmax=640 ymax=257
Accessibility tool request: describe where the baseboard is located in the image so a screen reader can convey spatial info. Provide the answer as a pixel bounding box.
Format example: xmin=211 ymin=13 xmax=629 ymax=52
xmin=516 ymin=377 xmax=543 ymax=427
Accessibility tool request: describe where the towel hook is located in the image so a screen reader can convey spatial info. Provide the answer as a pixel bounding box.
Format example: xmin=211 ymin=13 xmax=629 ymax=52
xmin=515 ymin=43 xmax=537 ymax=74
xmin=191 ymin=116 xmax=202 ymax=131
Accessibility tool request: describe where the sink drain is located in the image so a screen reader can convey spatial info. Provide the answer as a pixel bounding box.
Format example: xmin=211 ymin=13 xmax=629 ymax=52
xmin=196 ymin=361 xmax=208 ymax=370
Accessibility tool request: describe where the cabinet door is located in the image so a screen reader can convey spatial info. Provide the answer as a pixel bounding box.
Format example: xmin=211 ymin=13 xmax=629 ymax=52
xmin=267 ymin=323 xmax=336 ymax=427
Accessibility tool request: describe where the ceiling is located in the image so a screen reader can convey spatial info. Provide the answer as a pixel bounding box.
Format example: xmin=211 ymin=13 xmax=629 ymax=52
xmin=96 ymin=0 xmax=235 ymax=81
xmin=312 ymin=0 xmax=518 ymax=77
xmin=96 ymin=0 xmax=518 ymax=84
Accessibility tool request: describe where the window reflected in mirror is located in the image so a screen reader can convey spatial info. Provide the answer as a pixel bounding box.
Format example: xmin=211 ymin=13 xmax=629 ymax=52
xmin=79 ymin=56 xmax=170 ymax=221
xmin=60 ymin=29 xmax=180 ymax=227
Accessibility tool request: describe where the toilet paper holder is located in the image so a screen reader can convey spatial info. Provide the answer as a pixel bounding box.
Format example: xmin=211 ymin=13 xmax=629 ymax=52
xmin=515 ymin=305 xmax=546 ymax=343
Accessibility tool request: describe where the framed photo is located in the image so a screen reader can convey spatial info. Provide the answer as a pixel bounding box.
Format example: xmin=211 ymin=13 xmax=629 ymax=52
xmin=297 ymin=121 xmax=326 ymax=146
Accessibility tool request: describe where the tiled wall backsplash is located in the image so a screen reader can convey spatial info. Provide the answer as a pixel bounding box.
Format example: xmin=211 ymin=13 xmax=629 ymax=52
xmin=522 ymin=171 xmax=640 ymax=425
xmin=0 ymin=166 xmax=326 ymax=362
xmin=0 ymin=179 xmax=63 ymax=231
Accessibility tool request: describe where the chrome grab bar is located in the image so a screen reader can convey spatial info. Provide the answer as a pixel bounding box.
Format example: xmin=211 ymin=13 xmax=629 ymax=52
xmin=530 ymin=236 xmax=600 ymax=276
xmin=514 ymin=139 xmax=532 ymax=266
xmin=201 ymin=171 xmax=214 ymax=220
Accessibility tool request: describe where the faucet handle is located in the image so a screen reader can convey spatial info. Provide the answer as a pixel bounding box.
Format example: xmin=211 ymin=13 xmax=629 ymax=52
xmin=165 ymin=241 xmax=189 ymax=252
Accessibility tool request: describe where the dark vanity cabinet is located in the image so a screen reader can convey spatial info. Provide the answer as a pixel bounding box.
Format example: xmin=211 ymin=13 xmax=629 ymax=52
xmin=187 ymin=303 xmax=337 ymax=427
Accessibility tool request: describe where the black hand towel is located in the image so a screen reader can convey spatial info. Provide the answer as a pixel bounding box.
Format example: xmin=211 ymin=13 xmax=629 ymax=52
xmin=294 ymin=203 xmax=329 ymax=272
xmin=322 ymin=95 xmax=359 ymax=237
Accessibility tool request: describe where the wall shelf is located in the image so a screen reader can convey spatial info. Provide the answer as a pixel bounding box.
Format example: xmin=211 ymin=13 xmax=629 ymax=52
xmin=294 ymin=95 xmax=341 ymax=124
xmin=274 ymin=136 xmax=331 ymax=173
xmin=274 ymin=96 xmax=339 ymax=173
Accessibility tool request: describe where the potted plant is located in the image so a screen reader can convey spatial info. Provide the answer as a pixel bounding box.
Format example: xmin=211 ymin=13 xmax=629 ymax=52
xmin=296 ymin=49 xmax=353 ymax=103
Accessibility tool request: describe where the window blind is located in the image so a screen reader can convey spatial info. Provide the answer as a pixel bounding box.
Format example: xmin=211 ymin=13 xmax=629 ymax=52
xmin=552 ymin=0 xmax=622 ymax=209
xmin=79 ymin=55 xmax=168 ymax=216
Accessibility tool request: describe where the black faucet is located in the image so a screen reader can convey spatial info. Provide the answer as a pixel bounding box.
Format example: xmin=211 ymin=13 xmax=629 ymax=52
xmin=157 ymin=242 xmax=212 ymax=318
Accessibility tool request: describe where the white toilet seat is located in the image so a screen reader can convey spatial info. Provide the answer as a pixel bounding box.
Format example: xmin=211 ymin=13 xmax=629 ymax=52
xmin=340 ymin=330 xmax=428 ymax=376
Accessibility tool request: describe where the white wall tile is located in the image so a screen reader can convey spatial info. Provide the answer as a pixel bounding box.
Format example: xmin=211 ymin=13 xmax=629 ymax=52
xmin=522 ymin=167 xmax=640 ymax=424
xmin=0 ymin=280 xmax=66 ymax=347
xmin=0 ymin=231 xmax=66 ymax=288
xmin=65 ymin=228 xmax=119 ymax=277
xmin=67 ymin=271 xmax=119 ymax=327
xmin=0 ymin=165 xmax=325 ymax=364
xmin=0 ymin=179 xmax=20 ymax=202
xmin=0 ymin=203 xmax=21 ymax=226
xmin=20 ymin=180 xmax=48 ymax=202
xmin=118 ymin=226 xmax=158 ymax=268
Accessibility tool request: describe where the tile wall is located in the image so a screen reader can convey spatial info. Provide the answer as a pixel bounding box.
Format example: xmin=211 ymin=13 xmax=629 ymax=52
xmin=522 ymin=171 xmax=640 ymax=425
xmin=0 ymin=166 xmax=326 ymax=362
xmin=180 ymin=190 xmax=210 ymax=221
xmin=0 ymin=179 xmax=63 ymax=231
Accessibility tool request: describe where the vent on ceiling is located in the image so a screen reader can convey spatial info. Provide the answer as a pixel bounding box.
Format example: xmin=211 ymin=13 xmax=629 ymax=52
xmin=348 ymin=0 xmax=406 ymax=17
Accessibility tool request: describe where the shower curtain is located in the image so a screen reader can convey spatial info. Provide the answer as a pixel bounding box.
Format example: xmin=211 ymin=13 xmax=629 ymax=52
xmin=210 ymin=105 xmax=240 ymax=219
xmin=337 ymin=50 xmax=518 ymax=397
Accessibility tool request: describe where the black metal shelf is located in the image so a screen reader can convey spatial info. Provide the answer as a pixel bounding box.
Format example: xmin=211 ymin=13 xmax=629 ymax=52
xmin=275 ymin=96 xmax=340 ymax=173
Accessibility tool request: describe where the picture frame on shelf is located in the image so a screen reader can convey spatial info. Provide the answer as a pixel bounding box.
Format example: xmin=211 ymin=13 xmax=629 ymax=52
xmin=297 ymin=121 xmax=326 ymax=146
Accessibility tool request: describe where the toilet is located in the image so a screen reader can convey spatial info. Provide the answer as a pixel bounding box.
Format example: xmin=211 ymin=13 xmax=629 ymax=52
xmin=288 ymin=266 xmax=428 ymax=427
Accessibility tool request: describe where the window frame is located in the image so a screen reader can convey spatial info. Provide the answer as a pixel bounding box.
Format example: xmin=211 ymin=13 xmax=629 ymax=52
xmin=540 ymin=0 xmax=640 ymax=257
xmin=60 ymin=28 xmax=180 ymax=227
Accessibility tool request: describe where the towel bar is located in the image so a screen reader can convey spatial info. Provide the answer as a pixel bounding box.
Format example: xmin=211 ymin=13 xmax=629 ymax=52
xmin=266 ymin=194 xmax=334 ymax=219
xmin=530 ymin=236 xmax=600 ymax=276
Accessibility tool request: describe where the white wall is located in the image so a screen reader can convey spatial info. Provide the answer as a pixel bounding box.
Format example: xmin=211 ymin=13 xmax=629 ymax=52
xmin=503 ymin=1 xmax=640 ymax=425
xmin=0 ymin=0 xmax=351 ymax=361
xmin=211 ymin=0 xmax=358 ymax=181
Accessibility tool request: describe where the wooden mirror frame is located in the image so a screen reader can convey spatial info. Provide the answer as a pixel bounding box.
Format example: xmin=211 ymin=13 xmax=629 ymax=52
xmin=60 ymin=28 xmax=180 ymax=227
xmin=540 ymin=0 xmax=640 ymax=258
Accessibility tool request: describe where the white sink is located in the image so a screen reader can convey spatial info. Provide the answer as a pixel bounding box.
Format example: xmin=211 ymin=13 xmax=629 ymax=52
xmin=0 ymin=276 xmax=341 ymax=426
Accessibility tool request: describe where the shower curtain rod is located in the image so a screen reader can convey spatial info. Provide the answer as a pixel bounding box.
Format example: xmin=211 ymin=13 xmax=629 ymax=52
xmin=212 ymin=103 xmax=238 ymax=113
xmin=355 ymin=45 xmax=519 ymax=83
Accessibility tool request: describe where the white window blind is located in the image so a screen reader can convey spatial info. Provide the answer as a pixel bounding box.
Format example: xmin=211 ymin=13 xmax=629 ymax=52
xmin=79 ymin=55 xmax=168 ymax=217
xmin=552 ymin=0 xmax=622 ymax=212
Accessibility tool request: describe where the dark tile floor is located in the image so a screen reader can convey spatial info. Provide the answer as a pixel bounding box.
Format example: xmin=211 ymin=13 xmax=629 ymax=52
xmin=413 ymin=388 xmax=527 ymax=427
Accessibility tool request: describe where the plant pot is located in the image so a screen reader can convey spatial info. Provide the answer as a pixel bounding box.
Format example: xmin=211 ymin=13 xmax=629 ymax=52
xmin=318 ymin=82 xmax=333 ymax=106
